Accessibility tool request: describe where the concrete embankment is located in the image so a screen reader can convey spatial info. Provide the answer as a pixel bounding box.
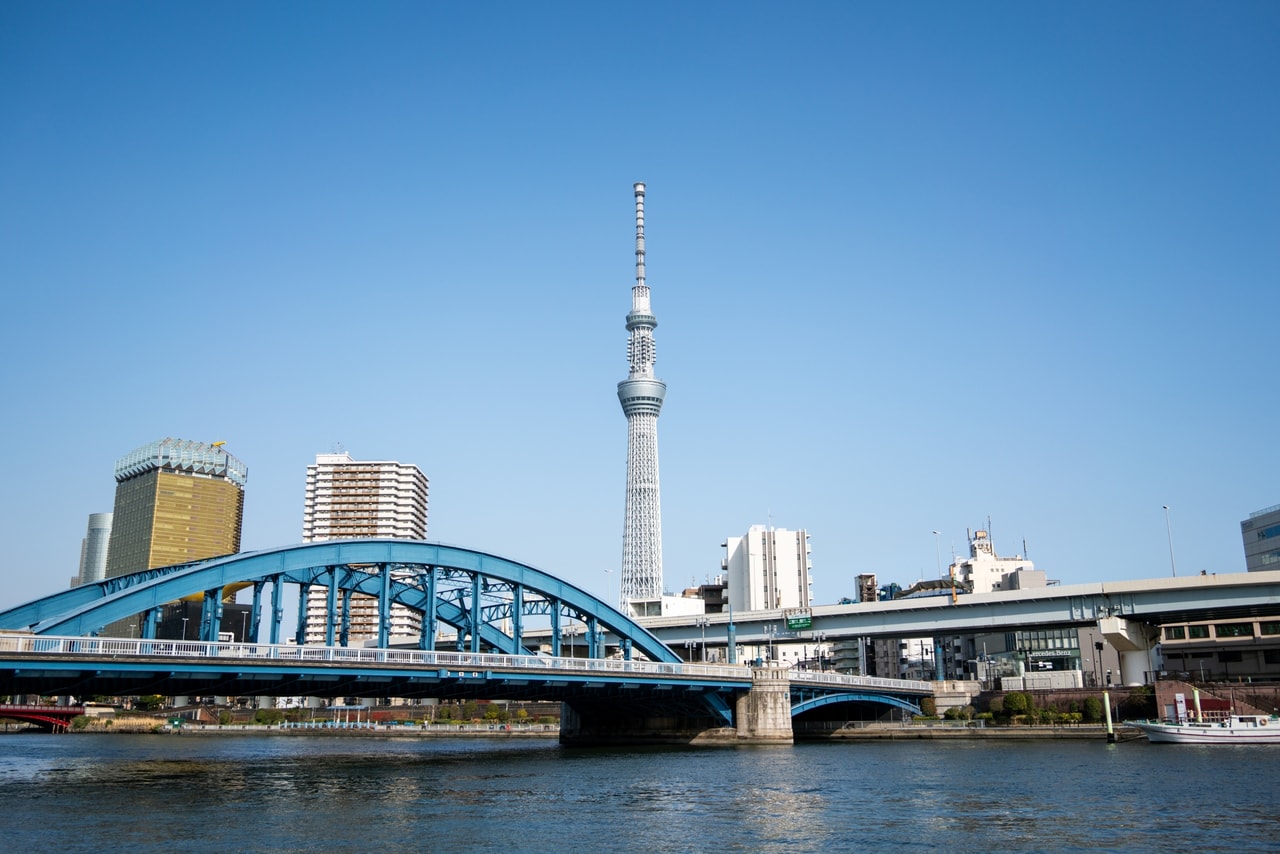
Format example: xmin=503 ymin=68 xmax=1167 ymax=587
xmin=799 ymin=724 xmax=1145 ymax=741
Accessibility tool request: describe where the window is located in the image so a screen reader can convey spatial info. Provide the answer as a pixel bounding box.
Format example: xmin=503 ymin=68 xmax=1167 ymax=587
xmin=1214 ymin=623 xmax=1253 ymax=638
xmin=1188 ymin=625 xmax=1210 ymax=639
xmin=1264 ymin=650 xmax=1280 ymax=665
xmin=1260 ymin=622 xmax=1280 ymax=636
xmin=1164 ymin=626 xmax=1186 ymax=640
xmin=1218 ymin=651 xmax=1243 ymax=663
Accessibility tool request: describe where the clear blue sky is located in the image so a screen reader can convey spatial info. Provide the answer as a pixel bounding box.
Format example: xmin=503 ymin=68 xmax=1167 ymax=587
xmin=2 ymin=2 xmax=1277 ymax=611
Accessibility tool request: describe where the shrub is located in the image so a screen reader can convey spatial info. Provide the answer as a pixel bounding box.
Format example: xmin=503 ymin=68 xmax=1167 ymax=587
xmin=919 ymin=697 xmax=937 ymax=717
xmin=70 ymin=715 xmax=91 ymax=731
xmin=253 ymin=708 xmax=285 ymax=726
xmin=1082 ymin=697 xmax=1103 ymax=723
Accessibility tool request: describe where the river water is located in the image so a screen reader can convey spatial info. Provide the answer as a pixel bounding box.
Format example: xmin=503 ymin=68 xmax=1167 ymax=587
xmin=2 ymin=734 xmax=1277 ymax=852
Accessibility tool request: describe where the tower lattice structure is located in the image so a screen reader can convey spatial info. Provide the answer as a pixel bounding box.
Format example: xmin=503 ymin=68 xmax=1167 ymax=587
xmin=617 ymin=182 xmax=666 ymax=606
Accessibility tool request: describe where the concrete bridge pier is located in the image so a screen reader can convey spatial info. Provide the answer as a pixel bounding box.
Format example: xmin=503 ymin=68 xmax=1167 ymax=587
xmin=1098 ymin=616 xmax=1160 ymax=686
xmin=734 ymin=667 xmax=793 ymax=743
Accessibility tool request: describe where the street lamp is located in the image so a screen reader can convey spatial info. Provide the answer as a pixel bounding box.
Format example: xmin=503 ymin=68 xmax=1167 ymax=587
xmin=241 ymin=611 xmax=249 ymax=642
xmin=694 ymin=617 xmax=709 ymax=662
xmin=1162 ymin=505 xmax=1178 ymax=577
xmin=181 ymin=617 xmax=189 ymax=641
xmin=932 ymin=531 xmax=941 ymax=577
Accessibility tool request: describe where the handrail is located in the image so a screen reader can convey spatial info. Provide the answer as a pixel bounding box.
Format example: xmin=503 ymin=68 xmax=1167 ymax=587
xmin=0 ymin=634 xmax=752 ymax=681
xmin=0 ymin=634 xmax=933 ymax=692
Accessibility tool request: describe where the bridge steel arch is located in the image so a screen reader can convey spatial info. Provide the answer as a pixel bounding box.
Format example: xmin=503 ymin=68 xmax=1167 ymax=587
xmin=0 ymin=541 xmax=680 ymax=665
xmin=791 ymin=691 xmax=922 ymax=718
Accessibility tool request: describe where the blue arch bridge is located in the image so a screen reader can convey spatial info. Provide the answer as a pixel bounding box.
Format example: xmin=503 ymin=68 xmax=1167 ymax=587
xmin=0 ymin=540 xmax=929 ymax=743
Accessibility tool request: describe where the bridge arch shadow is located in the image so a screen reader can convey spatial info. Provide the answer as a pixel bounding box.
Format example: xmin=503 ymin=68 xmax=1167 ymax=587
xmin=0 ymin=540 xmax=678 ymax=664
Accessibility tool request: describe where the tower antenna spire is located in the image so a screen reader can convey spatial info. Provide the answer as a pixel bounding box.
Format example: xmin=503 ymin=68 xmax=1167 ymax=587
xmin=617 ymin=182 xmax=667 ymax=610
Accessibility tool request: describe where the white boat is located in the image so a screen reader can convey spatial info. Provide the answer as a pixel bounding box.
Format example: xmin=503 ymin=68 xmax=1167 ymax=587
xmin=1127 ymin=714 xmax=1280 ymax=744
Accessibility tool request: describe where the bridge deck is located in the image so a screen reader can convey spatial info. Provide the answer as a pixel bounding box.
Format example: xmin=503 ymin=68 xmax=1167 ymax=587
xmin=0 ymin=635 xmax=929 ymax=702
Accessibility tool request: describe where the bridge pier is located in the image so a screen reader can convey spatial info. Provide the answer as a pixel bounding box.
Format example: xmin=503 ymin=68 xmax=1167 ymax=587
xmin=1098 ymin=616 xmax=1159 ymax=686
xmin=734 ymin=667 xmax=794 ymax=743
xmin=557 ymin=668 xmax=796 ymax=745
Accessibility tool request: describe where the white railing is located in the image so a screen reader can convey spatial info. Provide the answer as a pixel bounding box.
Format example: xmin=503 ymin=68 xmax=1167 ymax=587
xmin=0 ymin=634 xmax=931 ymax=693
xmin=787 ymin=668 xmax=932 ymax=693
xmin=0 ymin=634 xmax=753 ymax=682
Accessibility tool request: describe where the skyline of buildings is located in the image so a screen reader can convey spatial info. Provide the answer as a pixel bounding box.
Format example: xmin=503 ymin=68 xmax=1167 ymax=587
xmin=62 ymin=439 xmax=1279 ymax=609
xmin=301 ymin=451 xmax=430 ymax=645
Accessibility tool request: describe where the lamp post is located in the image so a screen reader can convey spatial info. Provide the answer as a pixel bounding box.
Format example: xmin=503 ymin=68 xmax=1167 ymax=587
xmin=932 ymin=531 xmax=941 ymax=577
xmin=181 ymin=617 xmax=189 ymax=641
xmin=1162 ymin=505 xmax=1178 ymax=577
xmin=694 ymin=617 xmax=709 ymax=662
xmin=241 ymin=611 xmax=249 ymax=643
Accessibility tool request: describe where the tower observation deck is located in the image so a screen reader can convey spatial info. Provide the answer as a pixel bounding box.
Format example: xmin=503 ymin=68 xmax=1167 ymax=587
xmin=618 ymin=182 xmax=666 ymax=607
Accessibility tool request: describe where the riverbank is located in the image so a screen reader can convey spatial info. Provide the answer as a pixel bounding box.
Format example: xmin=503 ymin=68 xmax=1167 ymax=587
xmin=180 ymin=724 xmax=560 ymax=738
xmin=799 ymin=723 xmax=1145 ymax=741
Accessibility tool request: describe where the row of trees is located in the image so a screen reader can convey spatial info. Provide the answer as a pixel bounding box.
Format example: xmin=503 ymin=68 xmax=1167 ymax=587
xmin=917 ymin=687 xmax=1155 ymax=725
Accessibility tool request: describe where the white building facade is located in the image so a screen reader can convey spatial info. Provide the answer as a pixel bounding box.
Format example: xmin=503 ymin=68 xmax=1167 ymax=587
xmin=722 ymin=525 xmax=812 ymax=613
xmin=302 ymin=452 xmax=429 ymax=644
xmin=74 ymin=512 xmax=113 ymax=587
xmin=950 ymin=529 xmax=1042 ymax=594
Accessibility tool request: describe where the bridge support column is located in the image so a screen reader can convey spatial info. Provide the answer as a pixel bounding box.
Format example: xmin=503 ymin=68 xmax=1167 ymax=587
xmin=734 ymin=667 xmax=793 ymax=743
xmin=1098 ymin=616 xmax=1159 ymax=686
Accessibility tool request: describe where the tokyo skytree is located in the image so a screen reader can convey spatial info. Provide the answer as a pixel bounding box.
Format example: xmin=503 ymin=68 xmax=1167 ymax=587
xmin=617 ymin=182 xmax=666 ymax=606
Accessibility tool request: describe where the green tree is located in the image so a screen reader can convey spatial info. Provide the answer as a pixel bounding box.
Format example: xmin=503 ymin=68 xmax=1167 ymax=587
xmin=134 ymin=695 xmax=164 ymax=712
xmin=919 ymin=696 xmax=937 ymax=717
xmin=1003 ymin=692 xmax=1029 ymax=716
xmin=253 ymin=708 xmax=285 ymax=725
xmin=1083 ymin=697 xmax=1103 ymax=723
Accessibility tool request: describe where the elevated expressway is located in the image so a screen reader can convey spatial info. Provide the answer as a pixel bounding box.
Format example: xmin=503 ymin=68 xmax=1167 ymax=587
xmin=637 ymin=570 xmax=1280 ymax=685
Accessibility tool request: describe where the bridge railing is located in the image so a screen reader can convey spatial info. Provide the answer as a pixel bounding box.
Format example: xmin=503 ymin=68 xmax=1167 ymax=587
xmin=787 ymin=669 xmax=931 ymax=693
xmin=0 ymin=634 xmax=755 ymax=682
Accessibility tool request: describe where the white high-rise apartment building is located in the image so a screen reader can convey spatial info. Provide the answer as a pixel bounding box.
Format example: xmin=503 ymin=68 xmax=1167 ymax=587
xmin=302 ymin=452 xmax=429 ymax=644
xmin=722 ymin=525 xmax=812 ymax=613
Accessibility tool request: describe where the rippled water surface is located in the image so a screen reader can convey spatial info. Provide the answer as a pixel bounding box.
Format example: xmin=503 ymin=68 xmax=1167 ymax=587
xmin=2 ymin=734 xmax=1277 ymax=851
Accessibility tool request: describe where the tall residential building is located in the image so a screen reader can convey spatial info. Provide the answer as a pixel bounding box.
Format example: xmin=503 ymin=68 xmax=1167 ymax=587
xmin=618 ymin=182 xmax=667 ymax=608
xmin=1241 ymin=503 xmax=1280 ymax=572
xmin=73 ymin=512 xmax=112 ymax=587
xmin=105 ymin=438 xmax=247 ymax=579
xmin=722 ymin=525 xmax=813 ymax=613
xmin=302 ymin=452 xmax=429 ymax=644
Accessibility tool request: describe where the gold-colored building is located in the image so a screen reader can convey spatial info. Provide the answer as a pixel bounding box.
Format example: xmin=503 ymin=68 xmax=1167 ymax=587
xmin=102 ymin=439 xmax=247 ymax=636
